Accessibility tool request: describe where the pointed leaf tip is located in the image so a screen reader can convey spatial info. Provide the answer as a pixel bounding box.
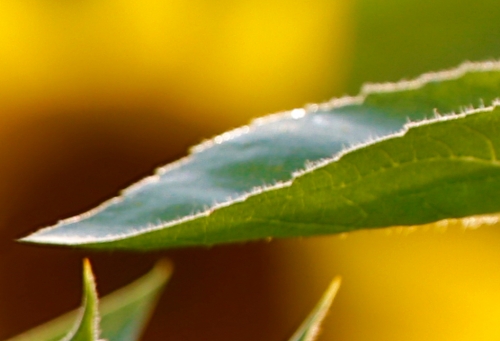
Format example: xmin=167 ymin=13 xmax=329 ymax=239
xmin=60 ymin=259 xmax=100 ymax=341
xmin=288 ymin=276 xmax=341 ymax=341
xmin=149 ymin=258 xmax=174 ymax=280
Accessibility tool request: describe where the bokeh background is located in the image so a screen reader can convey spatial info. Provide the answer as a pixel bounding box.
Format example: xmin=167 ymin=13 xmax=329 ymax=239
xmin=2 ymin=0 xmax=500 ymax=340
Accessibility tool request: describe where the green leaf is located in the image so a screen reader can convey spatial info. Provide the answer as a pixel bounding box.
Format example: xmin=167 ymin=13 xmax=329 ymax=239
xmin=5 ymin=260 xmax=172 ymax=341
xmin=288 ymin=277 xmax=341 ymax=341
xmin=62 ymin=259 xmax=99 ymax=341
xmin=21 ymin=61 xmax=500 ymax=250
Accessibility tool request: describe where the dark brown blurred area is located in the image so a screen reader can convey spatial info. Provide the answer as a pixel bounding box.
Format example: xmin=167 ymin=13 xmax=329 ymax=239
xmin=0 ymin=108 xmax=284 ymax=340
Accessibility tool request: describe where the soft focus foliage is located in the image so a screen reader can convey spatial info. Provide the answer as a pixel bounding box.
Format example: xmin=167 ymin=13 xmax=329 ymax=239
xmin=6 ymin=260 xmax=171 ymax=341
xmin=288 ymin=277 xmax=341 ymax=341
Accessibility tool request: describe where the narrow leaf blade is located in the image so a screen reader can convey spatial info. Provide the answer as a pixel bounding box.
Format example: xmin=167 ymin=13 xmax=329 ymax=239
xmin=288 ymin=277 xmax=341 ymax=341
xmin=5 ymin=260 xmax=172 ymax=341
xmin=60 ymin=259 xmax=100 ymax=341
xmin=21 ymin=61 xmax=500 ymax=250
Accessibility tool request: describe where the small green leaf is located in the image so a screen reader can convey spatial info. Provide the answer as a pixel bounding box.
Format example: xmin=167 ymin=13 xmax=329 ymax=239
xmin=288 ymin=277 xmax=341 ymax=341
xmin=61 ymin=259 xmax=100 ymax=341
xmin=21 ymin=61 xmax=500 ymax=250
xmin=5 ymin=260 xmax=172 ymax=341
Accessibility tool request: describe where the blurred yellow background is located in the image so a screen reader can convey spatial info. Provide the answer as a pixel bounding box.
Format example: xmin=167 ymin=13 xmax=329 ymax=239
xmin=0 ymin=0 xmax=349 ymax=127
xmin=2 ymin=0 xmax=500 ymax=340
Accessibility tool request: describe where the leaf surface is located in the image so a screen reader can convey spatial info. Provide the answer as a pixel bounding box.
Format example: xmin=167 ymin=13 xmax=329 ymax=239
xmin=288 ymin=277 xmax=341 ymax=341
xmin=5 ymin=260 xmax=171 ymax=341
xmin=22 ymin=61 xmax=500 ymax=250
